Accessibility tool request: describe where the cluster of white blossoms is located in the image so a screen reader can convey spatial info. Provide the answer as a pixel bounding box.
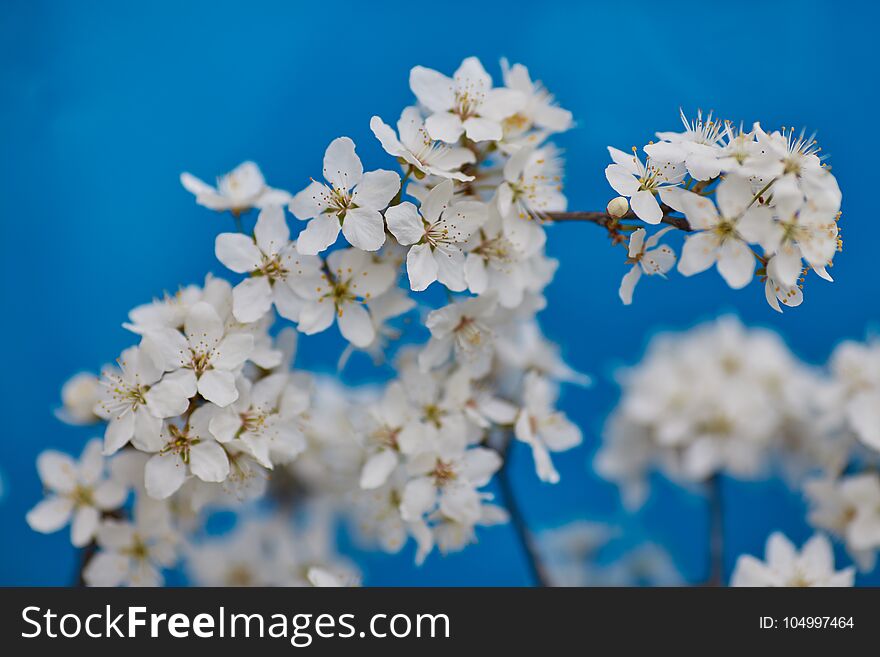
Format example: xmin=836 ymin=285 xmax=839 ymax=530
xmin=595 ymin=316 xmax=828 ymax=508
xmin=598 ymin=318 xmax=880 ymax=581
xmin=30 ymin=57 xmax=591 ymax=586
xmin=28 ymin=57 xmax=855 ymax=587
xmin=604 ymin=111 xmax=842 ymax=310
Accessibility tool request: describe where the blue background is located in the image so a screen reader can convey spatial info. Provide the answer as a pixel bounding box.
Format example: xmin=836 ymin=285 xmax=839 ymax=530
xmin=1 ymin=0 xmax=877 ymax=585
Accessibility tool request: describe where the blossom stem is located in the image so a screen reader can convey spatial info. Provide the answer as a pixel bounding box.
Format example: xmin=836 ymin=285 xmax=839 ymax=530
xmin=74 ymin=542 xmax=98 ymax=587
xmin=390 ymin=167 xmax=413 ymax=206
xmin=704 ymin=475 xmax=725 ymax=587
xmin=547 ymin=207 xmax=692 ymax=233
xmin=497 ymin=437 xmax=550 ymax=587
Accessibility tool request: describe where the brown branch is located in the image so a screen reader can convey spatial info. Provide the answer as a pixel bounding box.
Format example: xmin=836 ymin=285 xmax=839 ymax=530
xmin=546 ymin=206 xmax=692 ymax=233
xmin=497 ymin=437 xmax=551 ymax=587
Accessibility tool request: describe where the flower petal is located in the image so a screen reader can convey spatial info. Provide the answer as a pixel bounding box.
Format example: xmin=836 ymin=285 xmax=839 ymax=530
xmin=337 ymin=301 xmax=375 ymax=347
xmin=197 ymin=369 xmax=239 ymax=407
xmin=360 ymin=450 xmax=399 ymax=490
xmin=295 ymin=214 xmax=341 ymax=255
xmin=406 ymin=243 xmax=439 ymax=291
xmin=341 ymin=207 xmax=386 ymax=251
xmin=144 ymin=454 xmax=187 ymax=499
xmin=215 ymin=233 xmax=262 ymax=273
xmin=351 ymin=170 xmax=400 ymax=211
xmin=189 ymin=441 xmax=230 ymax=483
xmin=385 ymin=202 xmax=425 ymax=245
xmin=26 ymin=496 xmax=74 ymax=533
xmin=409 ymin=66 xmax=454 ymax=113
xmin=232 ymin=276 xmax=274 ymax=323
xmin=323 ymin=136 xmax=362 ymax=190
xmin=37 ymin=451 xmax=78 ymax=493
xmin=254 ymin=205 xmax=289 ymax=256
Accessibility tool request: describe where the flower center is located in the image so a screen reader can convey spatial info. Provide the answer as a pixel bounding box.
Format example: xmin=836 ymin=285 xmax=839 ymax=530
xmin=160 ymin=424 xmax=200 ymax=464
xmin=431 ymin=459 xmax=456 ymax=485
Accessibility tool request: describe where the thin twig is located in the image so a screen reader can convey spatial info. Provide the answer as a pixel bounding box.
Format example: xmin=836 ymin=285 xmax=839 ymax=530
xmin=704 ymin=475 xmax=725 ymax=587
xmin=546 ymin=206 xmax=692 ymax=233
xmin=497 ymin=438 xmax=550 ymax=587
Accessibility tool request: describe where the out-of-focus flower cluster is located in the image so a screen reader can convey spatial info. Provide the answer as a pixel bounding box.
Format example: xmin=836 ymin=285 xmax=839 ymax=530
xmin=31 ymin=57 xmax=588 ymax=586
xmin=596 ymin=317 xmax=880 ymax=577
xmin=604 ymin=111 xmax=842 ymax=310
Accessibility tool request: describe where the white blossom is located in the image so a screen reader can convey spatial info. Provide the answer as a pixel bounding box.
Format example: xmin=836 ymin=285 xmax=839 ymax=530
xmin=141 ymin=301 xmax=254 ymax=408
xmin=370 ymin=107 xmax=476 ymax=181
xmin=181 ymin=161 xmax=290 ymax=214
xmin=731 ymin=532 xmax=854 ymax=587
xmin=290 ymin=137 xmax=399 ymax=254
xmin=605 ymin=147 xmax=685 ymax=224
xmin=498 ymin=58 xmax=572 ymax=149
xmin=84 ymin=498 xmax=178 ymax=587
xmin=420 ymin=294 xmax=499 ymax=377
xmin=55 ymin=372 xmax=102 ymax=425
xmin=409 ymin=57 xmax=524 ymax=143
xmin=139 ymin=405 xmax=231 ymax=499
xmin=805 ymin=474 xmax=880 ymax=571
xmin=215 ymin=205 xmax=321 ymax=323
xmin=677 ymin=177 xmax=769 ymax=289
xmin=619 ymin=227 xmax=676 ymax=305
xmin=289 ymin=248 xmax=396 ymax=348
xmin=27 ymin=439 xmax=127 ymax=546
xmin=514 ymin=372 xmax=582 ymax=483
xmin=385 ymin=179 xmax=487 ymax=291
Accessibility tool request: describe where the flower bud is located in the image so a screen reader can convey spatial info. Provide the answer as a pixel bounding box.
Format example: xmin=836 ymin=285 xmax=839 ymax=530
xmin=607 ymin=196 xmax=629 ymax=219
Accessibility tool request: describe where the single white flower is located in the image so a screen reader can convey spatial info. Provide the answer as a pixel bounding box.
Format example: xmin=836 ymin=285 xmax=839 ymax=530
xmin=409 ymin=57 xmax=525 ymax=143
xmin=761 ymin=187 xmax=839 ymax=288
xmin=370 ymin=107 xmax=476 ymax=181
xmin=180 ymin=161 xmax=290 ymax=214
xmin=352 ymin=469 xmax=433 ymax=561
xmin=731 ymin=532 xmax=854 ymax=587
xmin=443 ymin=367 xmax=517 ymax=430
xmin=141 ymin=301 xmax=254 ymax=407
xmin=401 ymin=443 xmax=502 ymax=526
xmin=806 ymin=474 xmax=880 ymax=571
xmin=289 ymin=137 xmax=399 ymax=254
xmin=763 ymin=271 xmax=804 ymax=313
xmin=619 ymin=227 xmax=676 ymax=305
xmin=514 ymin=372 xmax=582 ymax=483
xmin=385 ymin=179 xmax=487 ymax=291
xmin=420 ymin=294 xmax=499 ymax=377
xmin=499 ymin=58 xmax=572 ymax=148
xmin=496 ymin=146 xmax=566 ymax=255
xmin=96 ymin=346 xmax=190 ymax=455
xmin=463 ymin=205 xmax=537 ymax=308
xmin=55 ymin=372 xmax=102 ymax=425
xmin=215 ymin=205 xmax=321 ymax=323
xmin=84 ymin=498 xmax=178 ymax=587
xmin=431 ymin=499 xmax=508 ymax=557
xmin=644 ymin=109 xmax=726 ymax=181
xmin=138 ymin=405 xmax=231 ymax=499
xmin=123 ymin=276 xmax=225 ymax=335
xmin=677 ymin=177 xmax=771 ymax=289
xmin=208 ymin=373 xmax=307 ymax=468
xmin=356 ymin=382 xmax=423 ymax=490
xmin=605 ymin=146 xmax=686 ymax=224
xmin=27 ymin=439 xmax=127 ymax=547
xmin=289 ymin=248 xmax=396 ymax=348
xmin=753 ymin=124 xmax=841 ymax=212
